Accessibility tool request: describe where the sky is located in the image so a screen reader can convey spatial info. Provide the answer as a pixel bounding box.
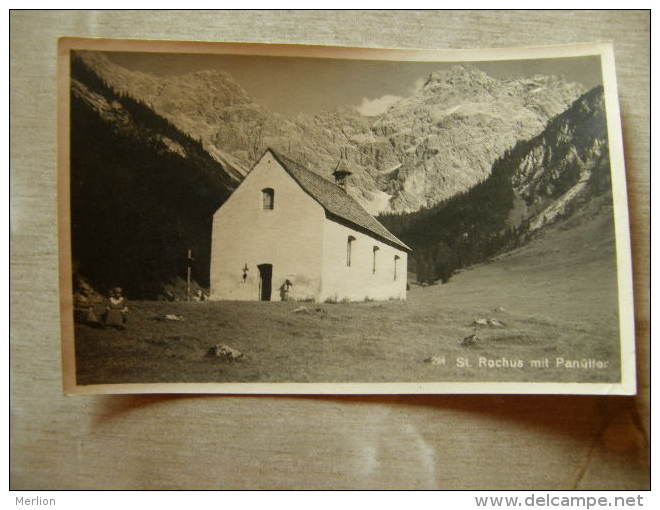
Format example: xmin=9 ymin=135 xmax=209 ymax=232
xmin=106 ymin=52 xmax=603 ymax=117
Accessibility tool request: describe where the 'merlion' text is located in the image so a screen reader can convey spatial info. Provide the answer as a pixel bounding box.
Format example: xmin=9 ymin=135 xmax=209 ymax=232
xmin=16 ymin=497 xmax=56 ymax=506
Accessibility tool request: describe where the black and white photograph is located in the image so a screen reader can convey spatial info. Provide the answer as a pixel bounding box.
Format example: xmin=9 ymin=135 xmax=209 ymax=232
xmin=58 ymin=39 xmax=635 ymax=395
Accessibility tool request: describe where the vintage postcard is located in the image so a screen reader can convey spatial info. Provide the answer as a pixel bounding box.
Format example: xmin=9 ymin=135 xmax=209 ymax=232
xmin=58 ymin=38 xmax=635 ymax=395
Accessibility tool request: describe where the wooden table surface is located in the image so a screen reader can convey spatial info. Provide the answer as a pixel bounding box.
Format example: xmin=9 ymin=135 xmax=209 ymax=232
xmin=10 ymin=10 xmax=650 ymax=490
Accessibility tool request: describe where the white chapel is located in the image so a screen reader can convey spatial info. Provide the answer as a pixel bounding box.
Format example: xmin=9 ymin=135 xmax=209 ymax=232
xmin=210 ymin=149 xmax=410 ymax=302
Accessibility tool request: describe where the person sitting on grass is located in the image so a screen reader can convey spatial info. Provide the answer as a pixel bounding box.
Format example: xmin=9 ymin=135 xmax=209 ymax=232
xmin=73 ymin=286 xmax=100 ymax=327
xmin=192 ymin=289 xmax=207 ymax=302
xmin=104 ymin=287 xmax=129 ymax=329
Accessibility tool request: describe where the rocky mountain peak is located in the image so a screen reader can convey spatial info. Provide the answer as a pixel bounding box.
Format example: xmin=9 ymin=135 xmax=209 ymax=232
xmin=77 ymin=52 xmax=589 ymax=214
xmin=166 ymin=68 xmax=253 ymax=106
xmin=424 ymin=64 xmax=496 ymax=91
xmin=505 ymin=86 xmax=610 ymax=230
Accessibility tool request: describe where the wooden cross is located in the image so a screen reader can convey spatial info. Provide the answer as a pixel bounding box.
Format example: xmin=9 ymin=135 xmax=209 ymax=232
xmin=186 ymin=249 xmax=194 ymax=301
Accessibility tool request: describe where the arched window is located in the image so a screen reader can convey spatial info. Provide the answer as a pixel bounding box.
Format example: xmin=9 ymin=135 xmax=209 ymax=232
xmin=372 ymin=246 xmax=380 ymax=274
xmin=347 ymin=236 xmax=355 ymax=267
xmin=394 ymin=254 xmax=400 ymax=281
xmin=262 ymin=188 xmax=274 ymax=210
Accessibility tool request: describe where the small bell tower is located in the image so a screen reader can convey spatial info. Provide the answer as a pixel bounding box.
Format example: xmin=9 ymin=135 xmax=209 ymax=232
xmin=332 ymin=148 xmax=352 ymax=190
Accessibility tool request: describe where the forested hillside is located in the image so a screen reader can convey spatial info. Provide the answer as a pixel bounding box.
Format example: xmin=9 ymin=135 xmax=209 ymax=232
xmin=379 ymin=86 xmax=612 ymax=284
xmin=70 ymin=56 xmax=236 ymax=298
xmin=379 ymin=157 xmax=519 ymax=283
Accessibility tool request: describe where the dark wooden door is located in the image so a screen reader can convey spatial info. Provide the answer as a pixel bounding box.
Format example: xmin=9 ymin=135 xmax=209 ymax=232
xmin=257 ymin=264 xmax=272 ymax=301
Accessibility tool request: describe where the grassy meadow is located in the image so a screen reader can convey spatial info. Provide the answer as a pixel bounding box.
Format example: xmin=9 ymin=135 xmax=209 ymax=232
xmin=74 ymin=208 xmax=622 ymax=386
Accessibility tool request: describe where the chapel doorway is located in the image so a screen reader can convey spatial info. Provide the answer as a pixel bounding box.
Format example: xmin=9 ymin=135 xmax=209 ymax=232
xmin=257 ymin=264 xmax=272 ymax=301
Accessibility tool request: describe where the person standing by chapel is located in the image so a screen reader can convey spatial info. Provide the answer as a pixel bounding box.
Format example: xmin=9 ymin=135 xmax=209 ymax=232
xmin=279 ymin=279 xmax=293 ymax=301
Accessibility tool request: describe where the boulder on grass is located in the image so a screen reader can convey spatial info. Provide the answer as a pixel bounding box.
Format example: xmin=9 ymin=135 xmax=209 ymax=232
xmin=488 ymin=318 xmax=505 ymax=327
xmin=150 ymin=314 xmax=185 ymax=322
xmin=472 ymin=317 xmax=505 ymax=327
xmin=459 ymin=333 xmax=479 ymax=346
xmin=208 ymin=344 xmax=244 ymax=361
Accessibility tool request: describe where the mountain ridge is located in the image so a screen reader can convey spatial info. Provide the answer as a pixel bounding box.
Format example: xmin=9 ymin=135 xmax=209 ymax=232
xmin=76 ymin=52 xmax=586 ymax=214
xmin=378 ymin=85 xmax=613 ymax=284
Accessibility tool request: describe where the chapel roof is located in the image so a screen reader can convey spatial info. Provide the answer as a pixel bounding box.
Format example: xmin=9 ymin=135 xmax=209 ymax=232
xmin=267 ymin=149 xmax=411 ymax=252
